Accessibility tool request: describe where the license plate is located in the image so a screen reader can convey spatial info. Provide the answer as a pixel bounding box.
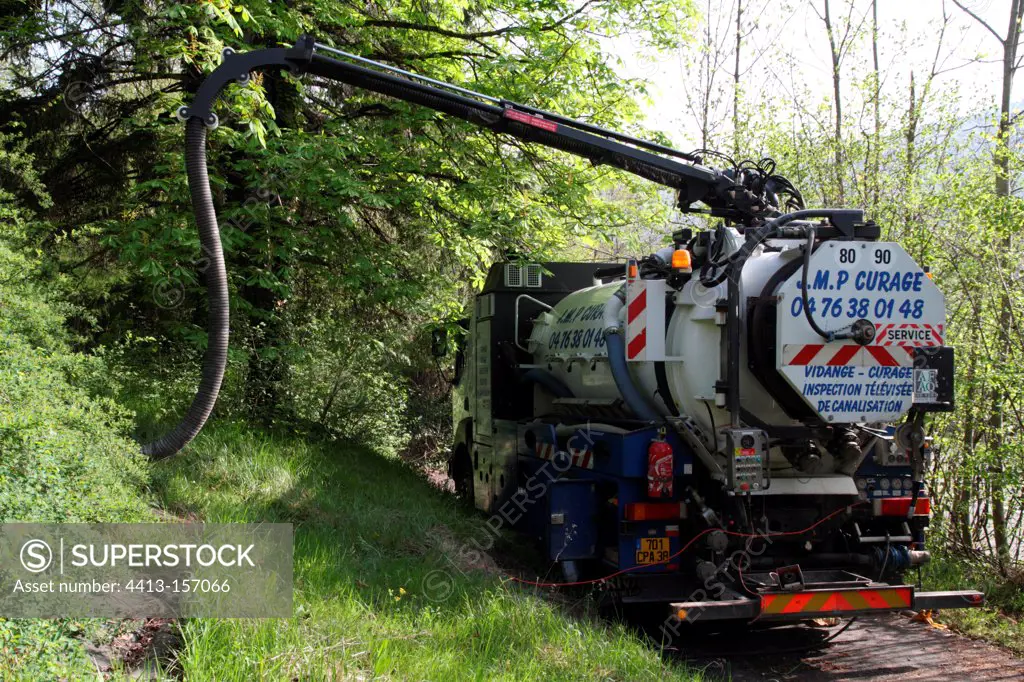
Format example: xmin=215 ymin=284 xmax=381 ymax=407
xmin=635 ymin=537 xmax=670 ymax=565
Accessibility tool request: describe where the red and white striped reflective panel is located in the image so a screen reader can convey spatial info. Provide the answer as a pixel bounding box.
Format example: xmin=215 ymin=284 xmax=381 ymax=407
xmin=783 ymin=343 xmax=914 ymax=367
xmin=569 ymin=447 xmax=594 ymax=469
xmin=626 ymin=264 xmax=647 ymax=360
xmin=761 ymin=586 xmax=913 ymax=617
xmin=532 ymin=442 xmax=594 ymax=469
xmin=874 ymin=323 xmax=944 ymax=347
xmin=534 ymin=441 xmax=555 ymax=461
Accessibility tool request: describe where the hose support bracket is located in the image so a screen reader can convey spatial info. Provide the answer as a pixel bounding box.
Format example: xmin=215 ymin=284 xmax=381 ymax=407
xmin=176 ymin=35 xmax=317 ymax=129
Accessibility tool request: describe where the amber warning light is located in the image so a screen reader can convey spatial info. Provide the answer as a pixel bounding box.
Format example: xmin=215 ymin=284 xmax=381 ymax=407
xmin=671 ymin=249 xmax=692 ymax=272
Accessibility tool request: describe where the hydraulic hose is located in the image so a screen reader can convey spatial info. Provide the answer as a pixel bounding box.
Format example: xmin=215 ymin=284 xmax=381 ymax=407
xmin=141 ymin=118 xmax=229 ymax=458
xmin=147 ymin=39 xmax=823 ymax=457
xmin=799 ymin=226 xmax=858 ymax=343
xmin=602 ymin=286 xmax=661 ymax=422
xmin=521 ymin=368 xmax=573 ymax=399
xmin=800 ymin=227 xmax=838 ymax=342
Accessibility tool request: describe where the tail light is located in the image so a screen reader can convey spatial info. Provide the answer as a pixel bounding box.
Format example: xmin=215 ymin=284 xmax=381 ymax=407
xmin=873 ymin=497 xmax=930 ymax=517
xmin=625 ymin=502 xmax=685 ymax=521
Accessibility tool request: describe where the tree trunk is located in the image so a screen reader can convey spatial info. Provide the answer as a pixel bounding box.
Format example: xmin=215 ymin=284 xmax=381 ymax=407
xmin=239 ymin=35 xmax=302 ymax=426
xmin=733 ymin=0 xmax=742 ymax=156
xmin=823 ymin=0 xmax=844 ymax=203
xmin=990 ymin=0 xmax=1022 ymax=573
xmin=902 ymin=73 xmax=918 ymax=237
xmin=700 ymin=0 xmax=713 ymax=150
xmin=954 ymin=352 xmax=979 ymax=550
xmin=870 ymin=0 xmax=881 ymax=211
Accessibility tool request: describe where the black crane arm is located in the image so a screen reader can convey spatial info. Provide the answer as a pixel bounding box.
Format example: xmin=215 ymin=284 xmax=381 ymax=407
xmin=145 ymin=34 xmax=779 ymax=457
xmin=180 ymin=35 xmax=757 ymax=216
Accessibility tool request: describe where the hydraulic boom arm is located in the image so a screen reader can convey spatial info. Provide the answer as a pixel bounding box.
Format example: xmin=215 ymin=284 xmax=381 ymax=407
xmin=145 ymin=35 xmax=795 ymax=457
xmin=180 ymin=36 xmax=782 ymax=219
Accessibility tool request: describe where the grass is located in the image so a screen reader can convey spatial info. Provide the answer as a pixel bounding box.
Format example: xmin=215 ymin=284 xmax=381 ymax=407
xmin=0 ymin=237 xmax=156 ymax=680
xmin=0 ymin=227 xmax=696 ymax=679
xmin=922 ymin=551 xmax=1024 ymax=656
xmin=151 ymin=421 xmax=699 ymax=681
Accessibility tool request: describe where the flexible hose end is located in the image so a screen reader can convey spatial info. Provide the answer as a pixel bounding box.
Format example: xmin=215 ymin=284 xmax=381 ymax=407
xmin=141 ymin=118 xmax=230 ymax=458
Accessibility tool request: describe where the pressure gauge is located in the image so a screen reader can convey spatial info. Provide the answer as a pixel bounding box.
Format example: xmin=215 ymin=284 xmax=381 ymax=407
xmin=880 ymin=478 xmax=891 ymax=490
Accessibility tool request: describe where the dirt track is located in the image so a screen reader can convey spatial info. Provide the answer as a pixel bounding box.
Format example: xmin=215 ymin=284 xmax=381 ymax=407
xmin=676 ymin=613 xmax=1024 ymax=681
xmin=424 ymin=469 xmax=1022 ymax=681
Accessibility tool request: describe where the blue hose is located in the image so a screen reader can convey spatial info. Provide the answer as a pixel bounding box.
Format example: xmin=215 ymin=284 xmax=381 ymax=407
xmin=604 ymin=332 xmax=661 ymax=422
xmin=600 ymin=286 xmax=661 ymax=422
xmin=522 ymin=369 xmax=573 ymax=399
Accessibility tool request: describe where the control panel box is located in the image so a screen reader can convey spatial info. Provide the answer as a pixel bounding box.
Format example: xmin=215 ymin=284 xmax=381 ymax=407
xmin=724 ymin=428 xmax=770 ymax=493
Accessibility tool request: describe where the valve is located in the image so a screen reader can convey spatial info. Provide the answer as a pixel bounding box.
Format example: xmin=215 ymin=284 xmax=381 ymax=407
xmin=849 ymin=318 xmax=876 ymax=345
xmin=687 ymin=487 xmax=721 ymax=527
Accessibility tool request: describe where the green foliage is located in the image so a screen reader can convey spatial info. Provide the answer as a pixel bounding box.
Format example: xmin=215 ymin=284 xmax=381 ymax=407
xmin=1 ymin=0 xmax=690 ymax=436
xmin=924 ymin=551 xmax=1024 ymax=654
xmin=401 ymin=367 xmax=454 ymax=467
xmin=0 ymin=619 xmax=97 ymax=680
xmin=0 ymin=234 xmax=151 ymax=522
xmin=0 ymin=204 xmax=152 ymax=677
xmin=289 ymin=314 xmax=411 ymax=452
xmin=704 ymin=7 xmax=1024 ymax=574
xmin=2 ymin=6 xmax=701 ymax=669
xmin=0 ymin=129 xmax=51 ymax=214
xmin=0 ymin=0 xmax=698 ymax=478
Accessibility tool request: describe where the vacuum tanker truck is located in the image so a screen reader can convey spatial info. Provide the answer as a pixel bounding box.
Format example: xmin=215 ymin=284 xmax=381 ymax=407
xmin=166 ymin=36 xmax=984 ymax=624
xmin=444 ymin=227 xmax=982 ymax=623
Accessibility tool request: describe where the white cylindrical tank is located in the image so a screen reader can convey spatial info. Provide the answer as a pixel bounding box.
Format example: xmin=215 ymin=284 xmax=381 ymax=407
xmin=526 ymin=227 xmax=947 ymax=450
xmin=526 ymin=226 xmax=948 ymax=486
xmin=526 ymin=231 xmax=809 ymax=443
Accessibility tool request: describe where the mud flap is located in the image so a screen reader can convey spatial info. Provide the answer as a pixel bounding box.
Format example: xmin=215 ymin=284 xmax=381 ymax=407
xmin=547 ymin=479 xmax=597 ymax=561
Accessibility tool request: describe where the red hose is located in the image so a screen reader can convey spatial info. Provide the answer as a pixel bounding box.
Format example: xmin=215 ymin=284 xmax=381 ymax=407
xmin=507 ymin=501 xmax=865 ymax=588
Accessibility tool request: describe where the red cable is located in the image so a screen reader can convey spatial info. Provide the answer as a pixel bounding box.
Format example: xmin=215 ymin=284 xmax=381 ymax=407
xmin=506 ymin=501 xmax=865 ymax=589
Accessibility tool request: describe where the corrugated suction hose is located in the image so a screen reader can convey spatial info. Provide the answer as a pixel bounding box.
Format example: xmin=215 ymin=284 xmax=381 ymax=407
xmin=601 ymin=285 xmax=661 ymax=422
xmin=141 ymin=118 xmax=229 ymax=457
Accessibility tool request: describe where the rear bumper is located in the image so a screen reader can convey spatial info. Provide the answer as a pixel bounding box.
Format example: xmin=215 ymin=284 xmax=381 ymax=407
xmin=669 ymin=588 xmax=985 ymax=624
xmin=914 ymin=590 xmax=986 ymax=610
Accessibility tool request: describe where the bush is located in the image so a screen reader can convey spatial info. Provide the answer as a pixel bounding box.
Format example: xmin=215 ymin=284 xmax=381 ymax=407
xmin=289 ymin=313 xmax=411 ymax=454
xmin=0 ymin=239 xmax=150 ymax=523
xmin=400 ymin=368 xmax=453 ymax=468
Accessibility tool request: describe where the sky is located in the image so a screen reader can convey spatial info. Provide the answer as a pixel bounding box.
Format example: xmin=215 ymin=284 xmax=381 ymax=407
xmin=612 ymin=0 xmax=1015 ymax=148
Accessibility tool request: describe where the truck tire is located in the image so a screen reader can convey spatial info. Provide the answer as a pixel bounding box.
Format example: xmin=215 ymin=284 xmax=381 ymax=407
xmin=451 ymin=445 xmax=474 ymax=508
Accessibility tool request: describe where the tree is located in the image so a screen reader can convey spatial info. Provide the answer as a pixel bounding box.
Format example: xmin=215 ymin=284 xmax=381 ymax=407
xmin=952 ymin=0 xmax=1024 ymax=571
xmin=814 ymin=0 xmax=868 ymax=204
xmin=953 ymin=0 xmax=1024 ymax=196
xmin=682 ymin=0 xmax=735 ymax=150
xmin=0 ymin=0 xmax=696 ymax=433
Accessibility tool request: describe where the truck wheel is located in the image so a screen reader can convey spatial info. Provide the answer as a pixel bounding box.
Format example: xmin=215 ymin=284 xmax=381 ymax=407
xmin=451 ymin=446 xmax=474 ymax=508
